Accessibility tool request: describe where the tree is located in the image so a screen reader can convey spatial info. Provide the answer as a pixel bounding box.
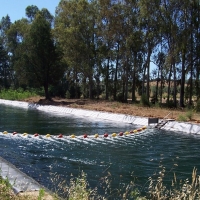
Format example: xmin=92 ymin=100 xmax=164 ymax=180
xmin=23 ymin=12 xmax=64 ymax=99
xmin=25 ymin=5 xmax=39 ymax=22
xmin=55 ymin=0 xmax=97 ymax=99
xmin=0 ymin=39 xmax=9 ymax=88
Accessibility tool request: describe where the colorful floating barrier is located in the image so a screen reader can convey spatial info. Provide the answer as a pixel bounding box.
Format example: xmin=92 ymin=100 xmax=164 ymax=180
xmin=1 ymin=126 xmax=147 ymax=140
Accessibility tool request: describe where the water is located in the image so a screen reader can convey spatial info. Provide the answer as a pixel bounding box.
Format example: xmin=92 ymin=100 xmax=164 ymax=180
xmin=0 ymin=104 xmax=200 ymax=198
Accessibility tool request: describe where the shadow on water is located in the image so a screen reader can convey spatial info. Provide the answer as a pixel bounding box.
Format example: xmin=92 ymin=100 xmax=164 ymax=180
xmin=1 ymin=104 xmax=200 ymax=198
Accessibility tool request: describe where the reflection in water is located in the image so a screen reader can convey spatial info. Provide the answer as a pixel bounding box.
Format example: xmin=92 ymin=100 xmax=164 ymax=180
xmin=0 ymin=104 xmax=200 ymax=198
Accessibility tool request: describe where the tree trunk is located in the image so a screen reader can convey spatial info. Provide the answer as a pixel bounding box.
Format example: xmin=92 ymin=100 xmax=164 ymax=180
xmin=105 ymin=58 xmax=110 ymax=100
xmin=44 ymin=83 xmax=51 ymax=100
xmin=172 ymin=60 xmax=177 ymax=107
xmin=124 ymin=58 xmax=128 ymax=103
xmin=132 ymin=51 xmax=137 ymax=102
xmin=89 ymin=75 xmax=93 ymax=99
xmin=155 ymin=72 xmax=159 ymax=103
xmin=167 ymin=64 xmax=172 ymax=104
xmin=180 ymin=48 xmax=186 ymax=107
xmin=113 ymin=43 xmax=119 ymax=101
xmin=146 ymin=43 xmax=152 ymax=103
xmin=142 ymin=63 xmax=146 ymax=95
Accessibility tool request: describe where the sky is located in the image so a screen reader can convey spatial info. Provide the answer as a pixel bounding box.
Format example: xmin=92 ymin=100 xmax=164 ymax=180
xmin=0 ymin=0 xmax=61 ymax=22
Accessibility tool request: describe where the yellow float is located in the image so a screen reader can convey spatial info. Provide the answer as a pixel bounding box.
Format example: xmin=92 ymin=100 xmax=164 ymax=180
xmin=46 ymin=134 xmax=51 ymax=138
xmin=70 ymin=134 xmax=76 ymax=138
xmin=3 ymin=131 xmax=8 ymax=134
xmin=23 ymin=133 xmax=28 ymax=136
xmin=124 ymin=131 xmax=129 ymax=135
xmin=94 ymin=134 xmax=99 ymax=138
xmin=112 ymin=133 xmax=117 ymax=137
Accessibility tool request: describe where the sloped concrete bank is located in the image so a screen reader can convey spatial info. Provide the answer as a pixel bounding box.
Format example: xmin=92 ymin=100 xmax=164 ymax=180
xmin=0 ymin=99 xmax=200 ymax=134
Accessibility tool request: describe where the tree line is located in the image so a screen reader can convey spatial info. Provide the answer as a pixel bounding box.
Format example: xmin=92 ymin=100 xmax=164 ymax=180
xmin=0 ymin=0 xmax=200 ymax=107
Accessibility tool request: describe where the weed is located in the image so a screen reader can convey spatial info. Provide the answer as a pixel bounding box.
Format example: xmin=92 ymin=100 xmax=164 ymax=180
xmin=38 ymin=188 xmax=45 ymax=200
xmin=185 ymin=110 xmax=193 ymax=120
xmin=177 ymin=114 xmax=187 ymax=122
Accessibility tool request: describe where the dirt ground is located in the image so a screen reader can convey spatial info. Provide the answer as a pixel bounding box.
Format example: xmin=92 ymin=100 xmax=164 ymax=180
xmin=23 ymin=96 xmax=200 ymax=124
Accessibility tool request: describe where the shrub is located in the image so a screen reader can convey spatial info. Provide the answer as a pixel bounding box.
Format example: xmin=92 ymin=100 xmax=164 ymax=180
xmin=185 ymin=110 xmax=193 ymax=120
xmin=194 ymin=99 xmax=200 ymax=112
xmin=177 ymin=114 xmax=187 ymax=122
xmin=140 ymin=94 xmax=150 ymax=107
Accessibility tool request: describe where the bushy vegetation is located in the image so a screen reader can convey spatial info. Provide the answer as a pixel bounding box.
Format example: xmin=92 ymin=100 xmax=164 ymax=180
xmin=0 ymin=88 xmax=38 ymax=100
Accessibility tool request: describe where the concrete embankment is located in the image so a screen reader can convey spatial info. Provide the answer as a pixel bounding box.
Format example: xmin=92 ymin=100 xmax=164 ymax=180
xmin=1 ymin=99 xmax=200 ymax=134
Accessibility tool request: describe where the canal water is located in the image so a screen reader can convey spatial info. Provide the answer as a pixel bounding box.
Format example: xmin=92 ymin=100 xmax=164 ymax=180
xmin=0 ymin=104 xmax=200 ymax=198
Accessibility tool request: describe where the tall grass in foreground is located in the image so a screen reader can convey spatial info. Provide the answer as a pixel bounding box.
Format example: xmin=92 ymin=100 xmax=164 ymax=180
xmin=0 ymin=88 xmax=38 ymax=100
xmin=47 ymin=168 xmax=200 ymax=199
xmin=1 ymin=167 xmax=200 ymax=199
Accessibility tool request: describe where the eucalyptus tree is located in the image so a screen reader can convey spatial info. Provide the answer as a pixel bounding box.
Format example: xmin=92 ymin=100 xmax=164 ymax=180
xmin=138 ymin=0 xmax=161 ymax=103
xmin=0 ymin=15 xmax=12 ymax=88
xmin=24 ymin=11 xmax=64 ymax=100
xmin=0 ymin=15 xmax=11 ymax=46
xmin=54 ymin=0 xmax=97 ymax=99
xmin=6 ymin=18 xmax=30 ymax=88
xmin=25 ymin=5 xmax=39 ymax=22
xmin=193 ymin=1 xmax=200 ymax=101
xmin=0 ymin=39 xmax=9 ymax=88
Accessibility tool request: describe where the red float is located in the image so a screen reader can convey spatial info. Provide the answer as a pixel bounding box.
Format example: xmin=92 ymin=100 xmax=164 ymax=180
xmin=119 ymin=132 xmax=123 ymax=136
xmin=58 ymin=134 xmax=63 ymax=138
xmin=13 ymin=132 xmax=17 ymax=135
xmin=83 ymin=134 xmax=87 ymax=138
xmin=104 ymin=133 xmax=108 ymax=137
xmin=34 ymin=133 xmax=39 ymax=137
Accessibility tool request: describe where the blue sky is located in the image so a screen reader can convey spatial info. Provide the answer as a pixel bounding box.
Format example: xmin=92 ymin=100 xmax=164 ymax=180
xmin=0 ymin=0 xmax=60 ymax=22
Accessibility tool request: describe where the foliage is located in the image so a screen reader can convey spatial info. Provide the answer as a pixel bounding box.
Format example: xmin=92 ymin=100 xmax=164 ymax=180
xmin=0 ymin=88 xmax=38 ymax=100
xmin=185 ymin=110 xmax=193 ymax=120
xmin=38 ymin=188 xmax=45 ymax=200
xmin=0 ymin=176 xmax=14 ymax=200
xmin=177 ymin=114 xmax=187 ymax=122
xmin=1 ymin=0 xmax=200 ymax=104
xmin=140 ymin=94 xmax=150 ymax=107
xmin=194 ymin=99 xmax=200 ymax=113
